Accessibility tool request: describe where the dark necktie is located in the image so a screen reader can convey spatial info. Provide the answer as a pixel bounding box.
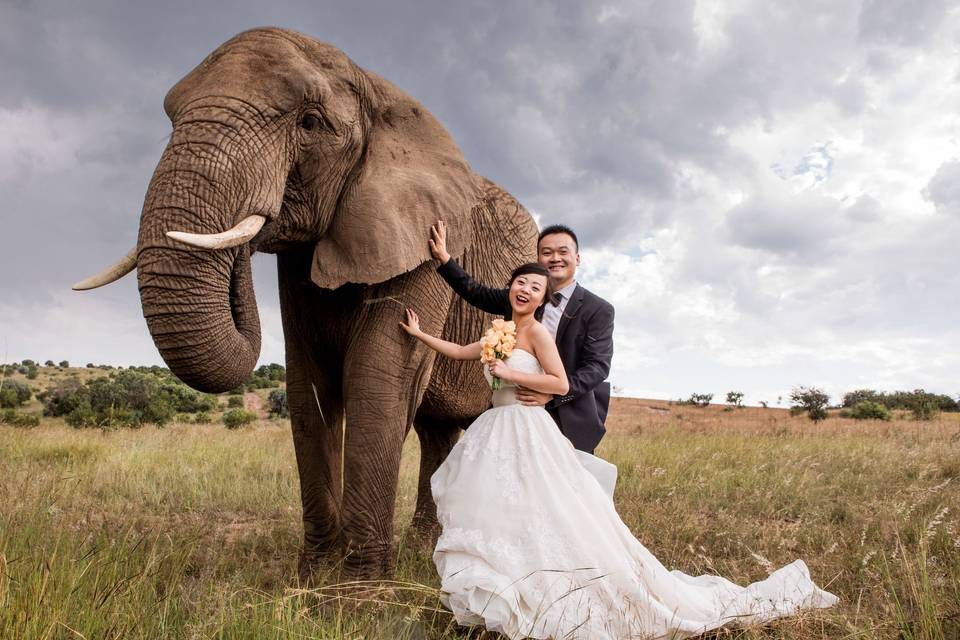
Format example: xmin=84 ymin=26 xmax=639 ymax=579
xmin=549 ymin=292 xmax=563 ymax=307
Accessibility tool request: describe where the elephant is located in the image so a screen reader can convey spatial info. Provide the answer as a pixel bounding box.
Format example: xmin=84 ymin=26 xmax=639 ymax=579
xmin=74 ymin=27 xmax=538 ymax=579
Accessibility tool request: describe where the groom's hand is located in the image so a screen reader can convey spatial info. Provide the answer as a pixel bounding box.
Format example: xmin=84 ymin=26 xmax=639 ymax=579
xmin=516 ymin=387 xmax=553 ymax=407
xmin=429 ymin=220 xmax=451 ymax=264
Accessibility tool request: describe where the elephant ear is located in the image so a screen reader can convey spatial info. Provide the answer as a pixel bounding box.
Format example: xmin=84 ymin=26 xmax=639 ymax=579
xmin=310 ymin=73 xmax=477 ymax=289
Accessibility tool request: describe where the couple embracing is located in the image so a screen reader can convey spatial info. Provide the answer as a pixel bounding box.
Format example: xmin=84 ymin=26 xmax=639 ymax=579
xmin=401 ymin=222 xmax=837 ymax=639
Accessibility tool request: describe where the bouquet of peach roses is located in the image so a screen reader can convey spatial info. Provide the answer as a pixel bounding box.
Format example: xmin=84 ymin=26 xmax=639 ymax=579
xmin=480 ymin=319 xmax=517 ymax=390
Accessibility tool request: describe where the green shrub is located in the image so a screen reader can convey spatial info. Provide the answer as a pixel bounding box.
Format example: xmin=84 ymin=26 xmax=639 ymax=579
xmin=227 ymin=395 xmax=245 ymax=408
xmin=26 ymin=365 xmax=38 ymax=380
xmin=234 ymin=364 xmax=288 ymax=392
xmin=65 ymin=403 xmax=97 ymax=428
xmin=268 ymin=389 xmax=288 ymax=418
xmin=141 ymin=396 xmax=175 ymax=426
xmin=41 ymin=380 xmax=88 ymax=417
xmin=192 ymin=411 xmax=212 ymax=424
xmin=44 ymin=360 xmax=55 ymax=367
xmin=1 ymin=408 xmax=40 ymax=428
xmin=159 ymin=379 xmax=217 ymax=412
xmin=100 ymin=405 xmax=140 ymax=429
xmin=58 ymin=360 xmax=69 ymax=368
xmin=849 ymin=401 xmax=892 ymax=421
xmin=44 ymin=370 xmax=176 ymax=428
xmin=128 ymin=365 xmax=170 ymax=376
xmin=223 ymin=409 xmax=257 ymax=429
xmin=0 ymin=380 xmax=32 ymax=408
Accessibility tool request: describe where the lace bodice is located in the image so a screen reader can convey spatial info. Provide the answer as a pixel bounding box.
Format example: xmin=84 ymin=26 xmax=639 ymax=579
xmin=484 ymin=349 xmax=543 ymax=407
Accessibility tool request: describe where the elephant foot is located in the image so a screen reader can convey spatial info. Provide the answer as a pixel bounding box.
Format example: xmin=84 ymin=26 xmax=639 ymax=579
xmin=340 ymin=541 xmax=395 ymax=581
xmin=297 ymin=544 xmax=342 ymax=585
xmin=410 ymin=512 xmax=441 ymax=547
xmin=297 ymin=551 xmax=328 ymax=586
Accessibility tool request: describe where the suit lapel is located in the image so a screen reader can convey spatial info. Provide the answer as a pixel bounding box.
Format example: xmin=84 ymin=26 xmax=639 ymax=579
xmin=555 ymin=284 xmax=584 ymax=346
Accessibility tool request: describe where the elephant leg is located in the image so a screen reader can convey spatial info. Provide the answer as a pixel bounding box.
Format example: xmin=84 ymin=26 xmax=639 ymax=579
xmin=411 ymin=417 xmax=462 ymax=541
xmin=287 ymin=351 xmax=344 ymax=582
xmin=339 ymin=269 xmax=448 ymax=578
xmin=278 ymin=250 xmax=347 ymax=582
xmin=340 ymin=391 xmax=408 ymax=578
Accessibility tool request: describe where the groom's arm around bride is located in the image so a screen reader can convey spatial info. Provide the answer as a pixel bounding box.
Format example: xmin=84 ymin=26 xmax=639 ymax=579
xmin=429 ymin=220 xmax=615 ymax=454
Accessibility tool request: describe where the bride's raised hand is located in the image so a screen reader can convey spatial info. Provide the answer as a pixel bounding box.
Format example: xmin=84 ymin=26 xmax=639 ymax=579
xmin=399 ymin=308 xmax=422 ymax=336
xmin=488 ymin=359 xmax=513 ymax=382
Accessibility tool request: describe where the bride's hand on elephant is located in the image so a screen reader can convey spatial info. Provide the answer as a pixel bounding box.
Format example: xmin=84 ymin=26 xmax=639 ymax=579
xmin=400 ymin=308 xmax=422 ymax=336
xmin=429 ymin=220 xmax=451 ymax=264
xmin=488 ymin=359 xmax=513 ymax=381
xmin=516 ymin=387 xmax=553 ymax=407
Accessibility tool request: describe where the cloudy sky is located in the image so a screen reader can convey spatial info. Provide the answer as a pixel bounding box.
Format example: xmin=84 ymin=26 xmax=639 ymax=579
xmin=1 ymin=0 xmax=958 ymax=405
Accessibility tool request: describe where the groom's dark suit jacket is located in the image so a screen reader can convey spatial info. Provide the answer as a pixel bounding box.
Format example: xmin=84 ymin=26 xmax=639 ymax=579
xmin=438 ymin=259 xmax=615 ymax=454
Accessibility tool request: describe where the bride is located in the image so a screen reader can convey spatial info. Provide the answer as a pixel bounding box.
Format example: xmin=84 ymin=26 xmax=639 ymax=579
xmin=400 ymin=262 xmax=838 ymax=639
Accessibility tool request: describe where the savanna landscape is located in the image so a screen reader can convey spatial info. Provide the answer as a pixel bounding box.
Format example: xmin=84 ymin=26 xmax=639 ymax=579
xmin=1 ymin=363 xmax=958 ymax=639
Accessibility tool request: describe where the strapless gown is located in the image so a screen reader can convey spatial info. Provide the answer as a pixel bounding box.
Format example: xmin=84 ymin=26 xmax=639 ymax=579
xmin=431 ymin=349 xmax=837 ymax=639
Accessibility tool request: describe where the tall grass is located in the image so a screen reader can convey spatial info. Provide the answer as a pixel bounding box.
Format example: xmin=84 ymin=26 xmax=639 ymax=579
xmin=1 ymin=402 xmax=958 ymax=638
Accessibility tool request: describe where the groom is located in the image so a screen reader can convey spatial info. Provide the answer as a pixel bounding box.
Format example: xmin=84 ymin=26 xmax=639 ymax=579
xmin=429 ymin=221 xmax=615 ymax=454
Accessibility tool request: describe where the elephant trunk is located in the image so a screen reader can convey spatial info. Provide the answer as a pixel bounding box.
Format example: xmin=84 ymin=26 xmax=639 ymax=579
xmin=136 ymin=123 xmax=285 ymax=393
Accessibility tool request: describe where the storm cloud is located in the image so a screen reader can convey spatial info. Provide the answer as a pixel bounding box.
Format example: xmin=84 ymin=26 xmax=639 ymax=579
xmin=1 ymin=0 xmax=957 ymax=403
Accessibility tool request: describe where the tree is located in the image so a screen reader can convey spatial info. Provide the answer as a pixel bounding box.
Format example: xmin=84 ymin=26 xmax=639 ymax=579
xmin=59 ymin=360 xmax=69 ymax=368
xmin=790 ymin=386 xmax=830 ymax=422
xmin=842 ymin=389 xmax=881 ymax=408
xmin=688 ymin=393 xmax=713 ymax=407
xmin=911 ymin=395 xmax=940 ymax=421
xmin=725 ymin=391 xmax=744 ymax=408
xmin=255 ymin=363 xmax=286 ymax=382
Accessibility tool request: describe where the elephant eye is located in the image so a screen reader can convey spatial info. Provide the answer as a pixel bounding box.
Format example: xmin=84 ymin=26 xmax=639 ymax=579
xmin=300 ymin=113 xmax=326 ymax=132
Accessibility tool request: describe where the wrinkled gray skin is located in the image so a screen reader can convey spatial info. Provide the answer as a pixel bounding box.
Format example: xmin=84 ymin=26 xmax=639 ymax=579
xmin=134 ymin=27 xmax=537 ymax=579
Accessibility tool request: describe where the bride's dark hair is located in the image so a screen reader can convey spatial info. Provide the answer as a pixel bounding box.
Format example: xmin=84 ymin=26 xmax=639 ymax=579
xmin=507 ymin=262 xmax=555 ymax=310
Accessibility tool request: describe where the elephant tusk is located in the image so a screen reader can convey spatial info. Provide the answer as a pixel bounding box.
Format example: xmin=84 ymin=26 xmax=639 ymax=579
xmin=165 ymin=214 xmax=267 ymax=250
xmin=72 ymin=247 xmax=138 ymax=291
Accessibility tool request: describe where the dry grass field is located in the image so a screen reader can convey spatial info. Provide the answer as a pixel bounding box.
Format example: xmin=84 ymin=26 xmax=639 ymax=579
xmin=1 ymin=368 xmax=959 ymax=639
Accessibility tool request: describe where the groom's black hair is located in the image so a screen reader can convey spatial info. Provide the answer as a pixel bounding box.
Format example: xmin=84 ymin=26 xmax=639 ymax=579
xmin=507 ymin=262 xmax=555 ymax=311
xmin=537 ymin=224 xmax=579 ymax=251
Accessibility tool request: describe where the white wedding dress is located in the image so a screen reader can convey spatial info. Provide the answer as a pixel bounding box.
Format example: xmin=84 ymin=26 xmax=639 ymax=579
xmin=431 ymin=349 xmax=838 ymax=639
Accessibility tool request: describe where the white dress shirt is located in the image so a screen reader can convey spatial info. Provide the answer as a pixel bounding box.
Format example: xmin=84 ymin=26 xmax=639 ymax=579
xmin=541 ymin=281 xmax=577 ymax=339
